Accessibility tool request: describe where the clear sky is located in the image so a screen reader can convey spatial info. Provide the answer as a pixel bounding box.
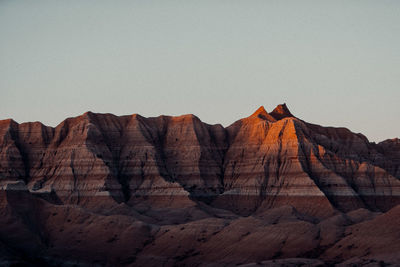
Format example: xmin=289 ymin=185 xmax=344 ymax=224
xmin=1 ymin=1 xmax=399 ymax=142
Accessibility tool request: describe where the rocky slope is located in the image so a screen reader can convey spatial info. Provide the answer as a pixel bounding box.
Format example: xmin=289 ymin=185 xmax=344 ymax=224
xmin=0 ymin=104 xmax=399 ymax=266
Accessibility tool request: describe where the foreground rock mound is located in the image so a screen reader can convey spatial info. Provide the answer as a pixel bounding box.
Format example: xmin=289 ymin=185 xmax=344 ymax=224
xmin=0 ymin=104 xmax=399 ymax=266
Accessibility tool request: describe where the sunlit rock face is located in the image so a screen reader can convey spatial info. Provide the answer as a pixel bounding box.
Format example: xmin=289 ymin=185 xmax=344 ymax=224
xmin=0 ymin=104 xmax=399 ymax=266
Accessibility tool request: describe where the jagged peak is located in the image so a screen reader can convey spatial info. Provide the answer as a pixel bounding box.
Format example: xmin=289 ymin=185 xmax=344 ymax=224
xmin=80 ymin=111 xmax=97 ymax=121
xmin=170 ymin=114 xmax=202 ymax=124
xmin=175 ymin=114 xmax=196 ymax=119
xmin=77 ymin=111 xmax=120 ymax=123
xmin=249 ymin=106 xmax=277 ymax=122
xmin=269 ymin=103 xmax=294 ymax=120
xmin=0 ymin=118 xmax=18 ymax=126
xmin=130 ymin=113 xmax=144 ymax=120
xmin=251 ymin=106 xmax=268 ymax=116
xmin=83 ymin=111 xmax=94 ymax=116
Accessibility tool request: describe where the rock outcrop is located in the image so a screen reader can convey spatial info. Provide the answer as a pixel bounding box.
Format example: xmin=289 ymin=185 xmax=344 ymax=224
xmin=0 ymin=104 xmax=399 ymax=266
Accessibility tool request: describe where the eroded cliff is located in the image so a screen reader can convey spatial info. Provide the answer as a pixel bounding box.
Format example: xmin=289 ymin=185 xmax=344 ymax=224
xmin=0 ymin=104 xmax=399 ymax=266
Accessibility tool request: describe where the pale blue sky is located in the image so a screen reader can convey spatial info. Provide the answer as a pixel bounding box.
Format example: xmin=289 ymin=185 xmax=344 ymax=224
xmin=0 ymin=1 xmax=399 ymax=142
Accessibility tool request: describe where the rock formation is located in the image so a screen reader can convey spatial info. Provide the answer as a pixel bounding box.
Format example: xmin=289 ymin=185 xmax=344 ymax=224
xmin=0 ymin=104 xmax=399 ymax=266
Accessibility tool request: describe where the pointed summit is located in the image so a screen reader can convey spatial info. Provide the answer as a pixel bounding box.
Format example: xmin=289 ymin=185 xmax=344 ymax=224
xmin=249 ymin=106 xmax=277 ymax=122
xmin=251 ymin=106 xmax=268 ymax=116
xmin=269 ymin=103 xmax=294 ymax=120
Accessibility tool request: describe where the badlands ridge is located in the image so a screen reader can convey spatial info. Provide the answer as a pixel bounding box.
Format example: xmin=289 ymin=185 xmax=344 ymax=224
xmin=0 ymin=104 xmax=399 ymax=266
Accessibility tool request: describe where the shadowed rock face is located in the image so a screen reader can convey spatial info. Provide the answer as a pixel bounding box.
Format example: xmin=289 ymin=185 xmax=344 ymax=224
xmin=0 ymin=104 xmax=399 ymax=266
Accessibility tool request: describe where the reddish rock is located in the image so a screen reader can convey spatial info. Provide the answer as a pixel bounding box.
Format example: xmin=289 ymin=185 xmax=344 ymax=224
xmin=0 ymin=104 xmax=399 ymax=265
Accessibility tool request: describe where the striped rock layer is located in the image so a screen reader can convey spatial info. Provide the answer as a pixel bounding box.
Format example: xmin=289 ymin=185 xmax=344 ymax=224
xmin=0 ymin=104 xmax=399 ymax=218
